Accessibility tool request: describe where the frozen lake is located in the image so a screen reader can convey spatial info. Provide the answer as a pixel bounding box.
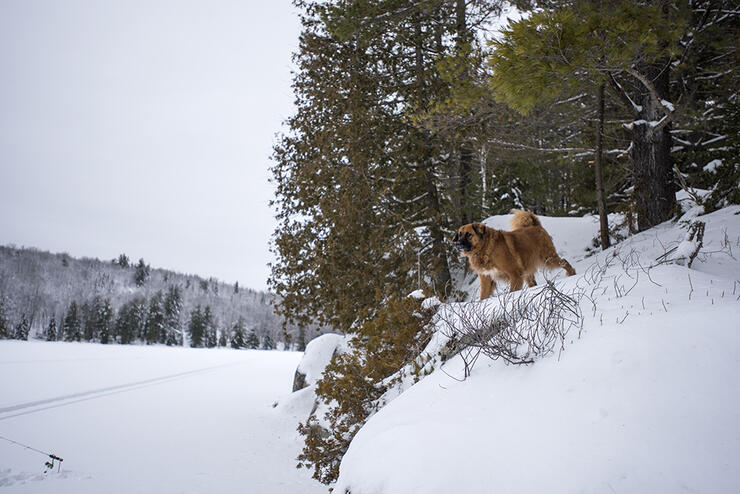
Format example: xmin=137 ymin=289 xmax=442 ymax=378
xmin=0 ymin=341 xmax=324 ymax=494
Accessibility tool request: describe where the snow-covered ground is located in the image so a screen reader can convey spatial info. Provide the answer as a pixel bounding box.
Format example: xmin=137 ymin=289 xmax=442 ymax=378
xmin=332 ymin=205 xmax=740 ymax=494
xmin=0 ymin=342 xmax=325 ymax=494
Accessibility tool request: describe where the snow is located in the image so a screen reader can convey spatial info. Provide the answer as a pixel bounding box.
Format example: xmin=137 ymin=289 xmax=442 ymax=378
xmin=333 ymin=205 xmax=740 ymax=494
xmin=408 ymin=289 xmax=425 ymax=299
xmin=7 ymin=205 xmax=739 ymax=494
xmin=0 ymin=343 xmax=325 ymax=494
xmin=704 ymin=159 xmax=722 ymax=173
xmin=295 ymin=333 xmax=347 ymax=386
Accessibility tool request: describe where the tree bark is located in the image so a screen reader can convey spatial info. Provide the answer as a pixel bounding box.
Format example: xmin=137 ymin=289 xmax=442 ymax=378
xmin=630 ymin=65 xmax=675 ymax=231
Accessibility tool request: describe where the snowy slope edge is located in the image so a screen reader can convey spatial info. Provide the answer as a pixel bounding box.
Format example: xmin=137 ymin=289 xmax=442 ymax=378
xmin=333 ymin=206 xmax=740 ymax=494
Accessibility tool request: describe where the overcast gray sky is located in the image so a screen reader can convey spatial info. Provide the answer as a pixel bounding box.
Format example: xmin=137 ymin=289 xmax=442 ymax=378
xmin=0 ymin=0 xmax=300 ymax=290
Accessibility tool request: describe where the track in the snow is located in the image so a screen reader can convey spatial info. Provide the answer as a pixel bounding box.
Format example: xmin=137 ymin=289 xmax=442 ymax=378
xmin=0 ymin=362 xmax=240 ymax=421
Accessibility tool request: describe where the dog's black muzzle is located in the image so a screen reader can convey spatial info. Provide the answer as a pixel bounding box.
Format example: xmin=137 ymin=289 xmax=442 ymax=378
xmin=452 ymin=233 xmax=472 ymax=252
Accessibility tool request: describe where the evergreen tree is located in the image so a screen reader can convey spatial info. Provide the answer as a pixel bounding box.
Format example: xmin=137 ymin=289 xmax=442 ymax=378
xmin=134 ymin=258 xmax=150 ymax=287
xmin=144 ymin=291 xmax=165 ymax=345
xmin=203 ymin=306 xmax=217 ymax=348
xmin=62 ymin=301 xmax=82 ymax=342
xmin=218 ymin=329 xmax=228 ymax=348
xmin=115 ymin=297 xmax=146 ymax=344
xmin=0 ymin=299 xmax=9 ymax=339
xmin=116 ymin=253 xmax=130 ymax=267
xmin=13 ymin=314 xmax=30 ymax=340
xmin=245 ymin=329 xmax=260 ymax=349
xmin=487 ymin=0 xmax=738 ymax=230
xmin=44 ymin=316 xmax=58 ymax=342
xmin=97 ymin=298 xmax=113 ymax=344
xmin=297 ymin=295 xmax=434 ymax=483
xmin=81 ymin=300 xmax=95 ymax=341
xmin=188 ymin=306 xmax=205 ymax=348
xmin=163 ymin=285 xmax=183 ymax=346
xmin=230 ymin=318 xmax=246 ymax=349
xmin=271 ymin=0 xmax=483 ymax=335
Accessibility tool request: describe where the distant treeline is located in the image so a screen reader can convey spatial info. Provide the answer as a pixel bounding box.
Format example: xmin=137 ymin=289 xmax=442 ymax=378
xmin=0 ymin=246 xmax=315 ymax=350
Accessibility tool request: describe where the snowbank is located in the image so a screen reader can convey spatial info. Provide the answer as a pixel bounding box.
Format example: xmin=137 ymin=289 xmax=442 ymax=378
xmin=334 ymin=206 xmax=740 ymax=494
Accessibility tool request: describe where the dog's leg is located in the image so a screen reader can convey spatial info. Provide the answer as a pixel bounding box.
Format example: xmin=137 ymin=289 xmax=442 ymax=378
xmin=479 ymin=274 xmax=494 ymax=300
xmin=508 ymin=273 xmax=524 ymax=292
xmin=545 ymin=256 xmax=576 ymax=276
xmin=525 ymin=273 xmax=537 ymax=287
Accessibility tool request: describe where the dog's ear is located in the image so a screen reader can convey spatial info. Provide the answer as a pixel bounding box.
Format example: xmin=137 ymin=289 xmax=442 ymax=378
xmin=472 ymin=223 xmax=486 ymax=237
xmin=452 ymin=231 xmax=459 ymax=242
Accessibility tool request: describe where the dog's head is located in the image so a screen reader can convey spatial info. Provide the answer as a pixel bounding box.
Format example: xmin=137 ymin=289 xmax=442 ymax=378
xmin=452 ymin=223 xmax=487 ymax=253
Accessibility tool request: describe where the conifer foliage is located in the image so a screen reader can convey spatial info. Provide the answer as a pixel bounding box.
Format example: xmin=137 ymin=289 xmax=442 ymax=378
xmin=270 ymin=0 xmax=504 ymax=333
xmin=297 ymin=295 xmax=435 ymax=484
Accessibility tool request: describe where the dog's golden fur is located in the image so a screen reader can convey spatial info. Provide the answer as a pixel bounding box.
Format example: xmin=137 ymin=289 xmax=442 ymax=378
xmin=453 ymin=210 xmax=576 ymax=300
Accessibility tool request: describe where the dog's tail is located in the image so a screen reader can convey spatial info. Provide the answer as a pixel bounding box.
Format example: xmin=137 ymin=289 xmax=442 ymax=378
xmin=510 ymin=209 xmax=541 ymax=230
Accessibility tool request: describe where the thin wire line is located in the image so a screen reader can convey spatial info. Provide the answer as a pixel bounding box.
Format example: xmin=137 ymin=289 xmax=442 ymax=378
xmin=0 ymin=433 xmax=54 ymax=458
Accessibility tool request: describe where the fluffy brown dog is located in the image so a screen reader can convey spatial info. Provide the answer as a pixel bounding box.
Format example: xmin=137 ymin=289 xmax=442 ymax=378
xmin=453 ymin=210 xmax=576 ymax=299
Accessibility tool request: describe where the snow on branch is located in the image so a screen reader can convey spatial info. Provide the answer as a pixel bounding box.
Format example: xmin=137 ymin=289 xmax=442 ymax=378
xmin=607 ymin=72 xmax=642 ymax=115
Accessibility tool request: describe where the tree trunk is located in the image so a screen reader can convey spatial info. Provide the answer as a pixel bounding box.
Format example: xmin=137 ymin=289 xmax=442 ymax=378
xmin=630 ymin=61 xmax=675 ymax=231
xmin=630 ymin=0 xmax=675 ymax=231
xmin=415 ymin=15 xmax=451 ymax=295
xmin=455 ymin=0 xmax=474 ymax=225
xmin=594 ymin=82 xmax=610 ymax=249
xmin=630 ymin=123 xmax=674 ymax=231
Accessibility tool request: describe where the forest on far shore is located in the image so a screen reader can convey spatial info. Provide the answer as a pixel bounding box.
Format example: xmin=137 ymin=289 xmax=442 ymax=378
xmin=0 ymin=246 xmax=316 ymax=350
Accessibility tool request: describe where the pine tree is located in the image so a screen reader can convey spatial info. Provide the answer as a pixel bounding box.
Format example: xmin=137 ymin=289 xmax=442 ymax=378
xmin=144 ymin=291 xmax=165 ymax=345
xmin=116 ymin=253 xmax=130 ymax=268
xmin=0 ymin=300 xmax=9 ymax=339
xmin=163 ymin=285 xmax=183 ymax=346
xmin=44 ymin=316 xmax=58 ymax=341
xmin=487 ymin=0 xmax=725 ymax=230
xmin=230 ymin=318 xmax=246 ymax=349
xmin=81 ymin=301 xmax=95 ymax=341
xmin=97 ymin=298 xmax=113 ymax=344
xmin=134 ymin=258 xmax=150 ymax=287
xmin=115 ymin=297 xmax=146 ymax=344
xmin=245 ymin=329 xmax=260 ymax=349
xmin=13 ymin=314 xmax=30 ymax=340
xmin=203 ymin=306 xmax=217 ymax=348
xmin=63 ymin=301 xmax=82 ymax=342
xmin=188 ymin=306 xmax=205 ymax=348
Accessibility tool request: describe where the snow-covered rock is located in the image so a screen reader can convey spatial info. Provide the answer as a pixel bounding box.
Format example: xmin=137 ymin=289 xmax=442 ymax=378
xmin=292 ymin=333 xmax=347 ymax=392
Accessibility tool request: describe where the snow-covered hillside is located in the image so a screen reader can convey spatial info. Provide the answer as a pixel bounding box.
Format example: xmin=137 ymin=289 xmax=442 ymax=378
xmin=330 ymin=206 xmax=740 ymax=493
xmin=0 ymin=342 xmax=324 ymax=494
xmin=0 ymin=245 xmax=313 ymax=346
